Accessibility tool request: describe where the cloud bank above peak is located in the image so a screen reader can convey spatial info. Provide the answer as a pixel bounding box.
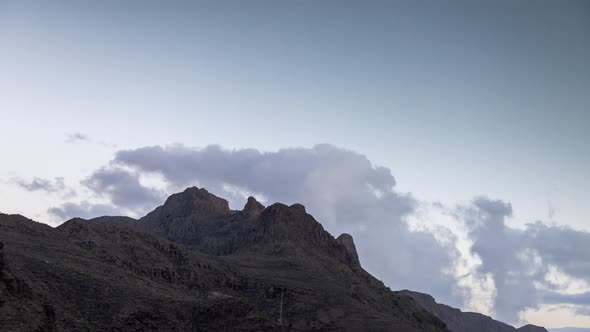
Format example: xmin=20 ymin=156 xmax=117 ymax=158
xmin=113 ymin=144 xmax=411 ymax=219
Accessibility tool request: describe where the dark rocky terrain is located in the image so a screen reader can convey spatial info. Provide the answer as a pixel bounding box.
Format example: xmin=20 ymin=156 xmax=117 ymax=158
xmin=398 ymin=290 xmax=548 ymax=332
xmin=0 ymin=187 xmax=550 ymax=331
xmin=1 ymin=187 xmax=448 ymax=331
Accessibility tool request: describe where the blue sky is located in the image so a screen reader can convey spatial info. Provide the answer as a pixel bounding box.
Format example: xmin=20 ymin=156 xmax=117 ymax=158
xmin=1 ymin=1 xmax=589 ymax=328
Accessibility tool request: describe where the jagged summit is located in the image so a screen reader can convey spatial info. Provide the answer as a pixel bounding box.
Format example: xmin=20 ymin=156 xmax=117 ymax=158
xmin=133 ymin=189 xmax=348 ymax=258
xmin=241 ymin=196 xmax=265 ymax=219
xmin=0 ymin=188 xmax=450 ymax=331
xmin=161 ymin=186 xmax=232 ymax=218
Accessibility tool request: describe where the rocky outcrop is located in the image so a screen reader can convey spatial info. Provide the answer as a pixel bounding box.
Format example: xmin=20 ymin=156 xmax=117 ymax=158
xmin=122 ymin=189 xmax=363 ymax=269
xmin=398 ymin=290 xmax=548 ymax=332
xmin=241 ymin=196 xmax=265 ymax=219
xmin=337 ymin=233 xmax=360 ymax=265
xmin=132 ymin=187 xmax=241 ymax=252
xmin=160 ymin=186 xmax=233 ymax=218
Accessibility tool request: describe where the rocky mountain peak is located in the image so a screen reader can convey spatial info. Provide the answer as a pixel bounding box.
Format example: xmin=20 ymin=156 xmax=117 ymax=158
xmin=337 ymin=233 xmax=360 ymax=265
xmin=161 ymin=187 xmax=231 ymax=218
xmin=241 ymin=196 xmax=265 ymax=219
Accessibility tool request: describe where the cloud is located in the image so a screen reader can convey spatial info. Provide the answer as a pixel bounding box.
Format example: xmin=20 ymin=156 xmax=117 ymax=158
xmin=82 ymin=167 xmax=165 ymax=213
xmin=574 ymin=305 xmax=590 ymax=317
xmin=544 ymin=292 xmax=590 ymax=306
xmin=526 ymin=223 xmax=590 ymax=283
xmin=460 ymin=197 xmax=543 ymax=322
xmin=458 ymin=196 xmax=590 ymax=323
xmin=48 ymin=167 xmax=164 ymax=221
xmin=43 ymin=164 xmax=166 ymax=221
xmin=66 ymin=132 xmax=90 ymax=143
xmin=48 ymin=201 xmax=121 ymax=220
xmin=13 ymin=177 xmax=67 ymax=193
xmin=113 ymin=144 xmax=412 ymax=221
xmin=54 ymin=143 xmax=462 ymax=306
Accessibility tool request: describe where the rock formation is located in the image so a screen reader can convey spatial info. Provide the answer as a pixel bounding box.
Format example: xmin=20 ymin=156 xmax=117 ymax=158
xmin=337 ymin=233 xmax=360 ymax=265
xmin=241 ymin=196 xmax=265 ymax=219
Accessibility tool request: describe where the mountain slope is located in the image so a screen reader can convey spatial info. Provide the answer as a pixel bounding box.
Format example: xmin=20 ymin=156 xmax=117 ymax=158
xmin=1 ymin=213 xmax=281 ymax=331
xmin=398 ymin=290 xmax=548 ymax=332
xmin=0 ymin=187 xmax=450 ymax=331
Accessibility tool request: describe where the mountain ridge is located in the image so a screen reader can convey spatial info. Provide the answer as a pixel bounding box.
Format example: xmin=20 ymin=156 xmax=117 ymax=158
xmin=398 ymin=290 xmax=548 ymax=332
xmin=0 ymin=188 xmax=447 ymax=331
xmin=0 ymin=187 xmax=550 ymax=331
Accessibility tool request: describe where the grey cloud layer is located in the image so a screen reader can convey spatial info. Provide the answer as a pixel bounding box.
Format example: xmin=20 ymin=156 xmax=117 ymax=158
xmin=48 ymin=201 xmax=121 ymax=220
xmin=13 ymin=177 xmax=66 ymax=193
xmin=82 ymin=167 xmax=165 ymax=212
xmin=49 ymin=167 xmax=165 ymax=219
xmin=459 ymin=197 xmax=590 ymax=323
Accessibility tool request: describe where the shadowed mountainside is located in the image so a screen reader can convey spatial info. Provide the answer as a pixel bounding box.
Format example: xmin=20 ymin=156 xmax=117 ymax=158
xmin=0 ymin=187 xmax=449 ymax=331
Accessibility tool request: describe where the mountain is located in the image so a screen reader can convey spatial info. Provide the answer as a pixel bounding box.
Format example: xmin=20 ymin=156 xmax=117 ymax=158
xmin=398 ymin=290 xmax=548 ymax=332
xmin=1 ymin=187 xmax=558 ymax=331
xmin=0 ymin=187 xmax=449 ymax=331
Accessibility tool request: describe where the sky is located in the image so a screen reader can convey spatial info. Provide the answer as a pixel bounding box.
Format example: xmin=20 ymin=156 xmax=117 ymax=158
xmin=1 ymin=0 xmax=590 ymax=329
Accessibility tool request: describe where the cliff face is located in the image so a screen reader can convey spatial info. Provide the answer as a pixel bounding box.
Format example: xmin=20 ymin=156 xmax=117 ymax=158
xmin=398 ymin=290 xmax=548 ymax=332
xmin=337 ymin=233 xmax=360 ymax=265
xmin=0 ymin=187 xmax=449 ymax=332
